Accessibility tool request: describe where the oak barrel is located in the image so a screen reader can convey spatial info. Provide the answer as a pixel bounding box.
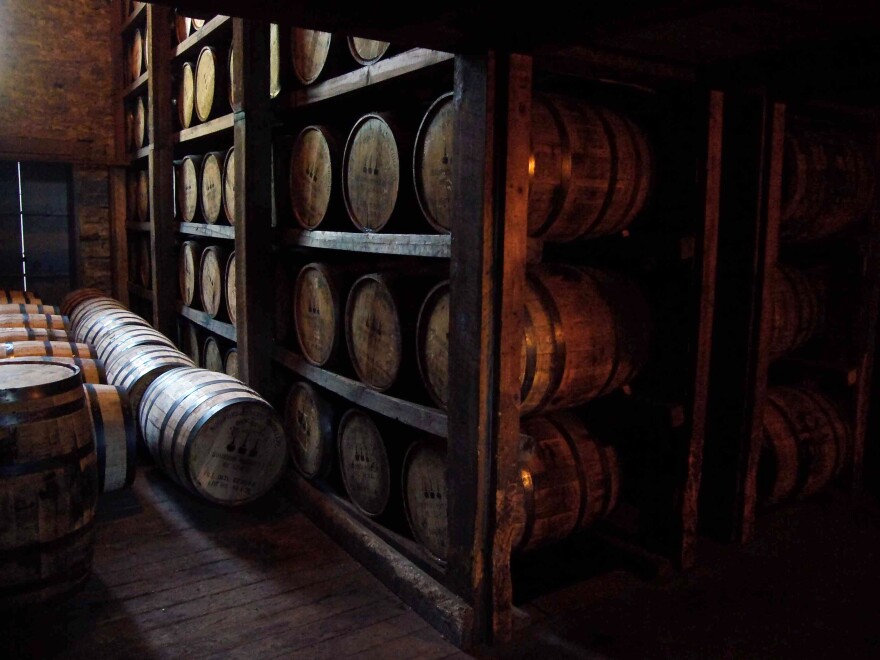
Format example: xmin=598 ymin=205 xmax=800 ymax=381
xmin=222 ymin=147 xmax=235 ymax=224
xmin=139 ymin=367 xmax=286 ymax=505
xmin=174 ymin=12 xmax=191 ymax=44
xmin=194 ymin=46 xmax=228 ymax=123
xmin=342 ymin=113 xmax=410 ymax=232
xmin=134 ymin=96 xmax=147 ymax=149
xmin=0 ymin=314 xmax=69 ymax=332
xmin=176 ymin=155 xmax=202 ymax=222
xmin=108 ymin=345 xmax=195 ymax=411
xmin=290 ymin=126 xmax=338 ymax=230
xmin=1 ymin=290 xmax=41 ymax=305
xmin=768 ymin=265 xmax=823 ymax=359
xmin=136 ymin=169 xmax=149 ymax=222
xmin=179 ymin=240 xmax=201 ymax=307
xmin=69 ymin=298 xmax=126 ymax=337
xmin=781 ymin=126 xmax=875 ymax=242
xmin=403 ymin=414 xmax=620 ymax=560
xmin=292 ymin=28 xmax=333 ymax=84
xmin=0 ymin=356 xmax=106 ymax=385
xmin=97 ymin=327 xmax=176 ymax=374
xmin=285 ymin=381 xmax=335 ymax=479
xmin=77 ymin=308 xmax=150 ymax=347
xmin=224 ymin=347 xmax=238 ymax=379
xmin=0 ymin=361 xmax=97 ymax=608
xmin=759 ymin=386 xmax=852 ymax=505
xmin=71 ymin=301 xmax=136 ymax=342
xmin=225 ymin=251 xmax=237 ymax=323
xmin=60 ymin=288 xmax=105 ymax=317
xmin=199 ymin=245 xmax=227 ymax=318
xmin=415 ymin=282 xmax=450 ymax=408
xmin=0 ymin=328 xmax=68 ymax=343
xmin=0 ymin=341 xmax=96 ymax=360
xmin=293 ymin=263 xmax=350 ymax=366
xmin=528 ymin=94 xmax=653 ymax=241
xmin=348 ymin=37 xmax=390 ymax=65
xmin=0 ymin=303 xmax=59 ymax=315
xmin=201 ymin=151 xmax=226 ymax=224
xmin=227 ymin=47 xmax=238 ymax=108
xmin=182 ymin=323 xmax=201 ymax=367
xmin=83 ymin=384 xmax=137 ymax=493
xmin=202 ymin=336 xmax=223 ymax=372
xmin=413 ymin=92 xmax=455 ymax=233
xmin=337 ymin=409 xmax=392 ymax=517
xmin=177 ymin=61 xmax=195 ymax=129
xmin=191 ymin=16 xmax=206 ymax=30
xmin=129 ymin=28 xmax=144 ymax=81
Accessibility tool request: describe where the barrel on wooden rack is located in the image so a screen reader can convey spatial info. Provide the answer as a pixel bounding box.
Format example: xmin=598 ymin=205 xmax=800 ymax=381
xmin=0 ymin=356 xmax=106 ymax=385
xmin=134 ymin=96 xmax=148 ymax=149
xmin=97 ymin=327 xmax=176 ymax=374
xmin=77 ymin=308 xmax=149 ymax=347
xmin=227 ymin=48 xmax=238 ymax=108
xmin=0 ymin=303 xmax=59 ymax=315
xmin=0 ymin=327 xmax=68 ymax=343
xmin=177 ymin=61 xmax=195 ymax=129
xmin=416 ymin=265 xmax=652 ymax=413
xmin=191 ymin=16 xmax=206 ymax=30
xmin=413 ymin=92 xmax=455 ymax=233
xmin=290 ymin=125 xmax=339 ymax=230
xmin=0 ymin=341 xmax=96 ymax=360
xmin=199 ymin=245 xmax=228 ymax=318
xmin=129 ymin=28 xmax=144 ymax=82
xmin=176 ymin=155 xmax=202 ymax=222
xmin=108 ymin=345 xmax=195 ymax=411
xmin=337 ymin=409 xmax=397 ymax=518
xmin=1 ymin=290 xmax=41 ymax=305
xmin=347 ymin=37 xmax=390 ymax=65
xmin=225 ymin=251 xmax=237 ymax=323
xmin=402 ymin=413 xmax=620 ymax=561
xmin=222 ymin=146 xmax=235 ymax=224
xmin=125 ymin=108 xmax=136 ymax=153
xmin=201 ymin=151 xmax=227 ymax=224
xmin=768 ymin=264 xmax=824 ymax=359
xmin=0 ymin=361 xmax=98 ymax=609
xmin=60 ymin=288 xmax=105 ymax=317
xmin=83 ymin=384 xmax=137 ymax=493
xmin=136 ymin=169 xmax=149 ymax=222
xmin=528 ymin=94 xmax=653 ymax=242
xmin=293 ymin=262 xmax=351 ymax=366
xmin=194 ymin=45 xmax=228 ymax=123
xmin=781 ymin=125 xmax=875 ymax=242
xmin=179 ymin=240 xmax=201 ymax=307
xmin=285 ymin=381 xmax=335 ymax=479
xmin=139 ymin=368 xmax=287 ymax=506
xmin=224 ymin=347 xmax=238 ymax=378
xmin=202 ymin=336 xmax=223 ymax=372
xmin=174 ymin=11 xmax=191 ymax=44
xmin=291 ymin=28 xmax=333 ymax=85
xmin=758 ymin=386 xmax=852 ymax=505
xmin=182 ymin=322 xmax=201 ymax=366
xmin=0 ymin=314 xmax=69 ymax=332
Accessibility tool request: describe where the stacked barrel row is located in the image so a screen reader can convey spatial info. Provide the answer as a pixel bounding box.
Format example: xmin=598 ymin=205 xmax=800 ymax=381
xmin=62 ymin=289 xmax=285 ymax=507
xmin=174 ymin=37 xmax=233 ymax=131
xmin=175 ymin=147 xmax=236 ymax=226
xmin=755 ymin=118 xmax=874 ymax=507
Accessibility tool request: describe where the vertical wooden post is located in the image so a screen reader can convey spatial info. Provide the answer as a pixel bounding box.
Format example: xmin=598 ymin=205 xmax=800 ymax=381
xmin=447 ymin=51 xmax=530 ymax=645
xmin=146 ymin=4 xmax=176 ymax=335
xmin=108 ymin=167 xmax=129 ymax=304
xmin=232 ymin=18 xmax=273 ymax=394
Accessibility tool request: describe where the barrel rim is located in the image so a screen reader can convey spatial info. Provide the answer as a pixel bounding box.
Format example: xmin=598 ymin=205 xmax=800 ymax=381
xmin=294 ymin=262 xmax=340 ymax=366
xmin=290 ymin=124 xmax=334 ymax=230
xmin=401 ymin=437 xmax=448 ymax=562
xmin=347 ymin=36 xmax=390 ymax=65
xmin=344 ymin=272 xmax=402 ymax=391
xmin=285 ymin=380 xmax=335 ymax=479
xmin=341 ymin=113 xmax=400 ymax=233
xmin=200 ymin=151 xmax=225 ymax=225
xmin=194 ymin=45 xmax=219 ymax=123
xmin=337 ymin=407 xmax=391 ymax=517
xmin=292 ymin=28 xmax=333 ymax=84
xmin=412 ymin=91 xmax=454 ymax=234
xmin=224 ymin=250 xmax=236 ymax=323
xmin=0 ymin=359 xmax=83 ymax=403
xmin=415 ymin=279 xmax=450 ymax=409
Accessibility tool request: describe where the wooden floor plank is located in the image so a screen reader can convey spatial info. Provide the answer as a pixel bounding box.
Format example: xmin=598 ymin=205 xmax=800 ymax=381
xmin=351 ymin=627 xmax=460 ymax=660
xmin=288 ymin=611 xmax=431 ymax=659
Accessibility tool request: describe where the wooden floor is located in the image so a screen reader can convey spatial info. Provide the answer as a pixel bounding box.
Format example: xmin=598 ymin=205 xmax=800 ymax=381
xmin=0 ymin=466 xmax=465 ymax=660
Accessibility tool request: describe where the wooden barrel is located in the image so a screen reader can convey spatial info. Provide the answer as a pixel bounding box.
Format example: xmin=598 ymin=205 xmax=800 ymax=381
xmin=97 ymin=326 xmax=175 ymax=372
xmin=0 ymin=314 xmax=69 ymax=332
xmin=108 ymin=345 xmax=195 ymax=411
xmin=0 ymin=303 xmax=59 ymax=315
xmin=225 ymin=251 xmax=237 ymax=323
xmin=292 ymin=28 xmax=333 ymax=84
xmin=134 ymin=96 xmax=147 ymax=149
xmin=290 ymin=125 xmax=338 ymax=230
xmin=222 ymin=147 xmax=235 ymax=224
xmin=342 ymin=113 xmax=410 ymax=232
xmin=191 ymin=16 xmax=206 ymax=30
xmin=294 ymin=263 xmax=351 ymax=366
xmin=269 ymin=23 xmax=281 ymax=98
xmin=285 ymin=381 xmax=335 ymax=479
xmin=0 ymin=341 xmax=96 ymax=360
xmin=768 ymin=265 xmax=823 ymax=359
xmin=182 ymin=323 xmax=201 ymax=366
xmin=129 ymin=28 xmax=144 ymax=81
xmin=174 ymin=12 xmax=191 ymax=44
xmin=136 ymin=169 xmax=149 ymax=222
xmin=60 ymin=288 xmax=105 ymax=317
xmin=528 ymin=94 xmax=653 ymax=242
xmin=177 ymin=61 xmax=195 ymax=129
xmin=83 ymin=384 xmax=137 ymax=493
xmin=176 ymin=155 xmax=202 ymax=222
xmin=345 ymin=272 xmax=432 ymax=391
xmin=337 ymin=409 xmax=392 ymax=517
xmin=415 ymin=281 xmax=450 ymax=408
xmin=0 ymin=290 xmax=41 ymax=305
xmin=224 ymin=347 xmax=238 ymax=379
xmin=401 ymin=440 xmax=448 ymax=559
xmin=179 ymin=240 xmax=201 ymax=307
xmin=69 ymin=298 xmax=125 ymax=336
xmin=194 ymin=46 xmax=227 ymax=123
xmin=0 ymin=361 xmax=97 ymax=608
xmin=139 ymin=367 xmax=286 ymax=505
xmin=137 ymin=233 xmax=152 ymax=288
xmin=0 ymin=356 xmax=106 ymax=385
xmin=520 ymin=265 xmax=651 ymax=414
xmin=413 ymin=92 xmax=454 ymax=233
xmin=227 ymin=47 xmax=238 ymax=108
xmin=348 ymin=37 xmax=390 ymax=65
xmin=77 ymin=308 xmax=149 ymax=348
xmin=781 ymin=126 xmax=875 ymax=242
xmin=200 ymin=151 xmax=226 ymax=224
xmin=0 ymin=327 xmax=68 ymax=343
xmin=199 ymin=245 xmax=227 ymax=318
xmin=202 ymin=336 xmax=223 ymax=372
xmin=759 ymin=386 xmax=852 ymax=505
